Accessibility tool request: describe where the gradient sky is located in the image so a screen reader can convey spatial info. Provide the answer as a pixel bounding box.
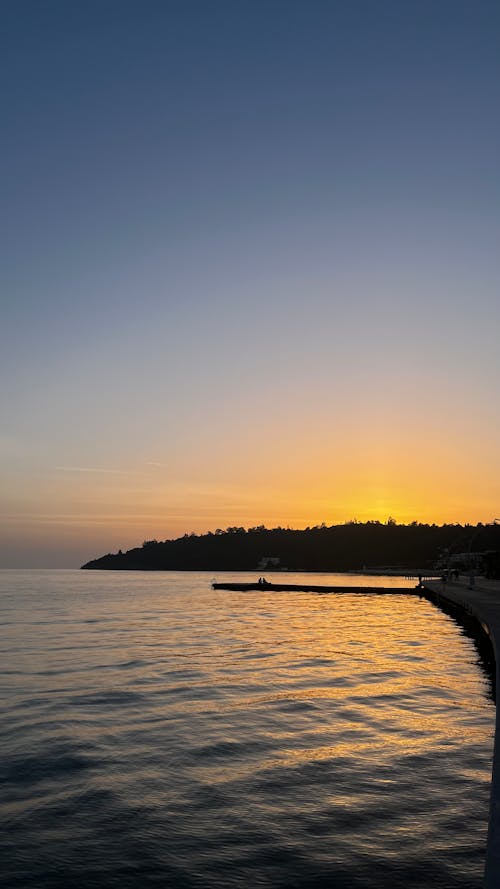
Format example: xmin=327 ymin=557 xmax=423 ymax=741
xmin=2 ymin=0 xmax=499 ymax=567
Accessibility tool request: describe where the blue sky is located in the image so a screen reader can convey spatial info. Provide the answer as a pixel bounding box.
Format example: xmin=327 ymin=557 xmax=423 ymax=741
xmin=1 ymin=1 xmax=499 ymax=566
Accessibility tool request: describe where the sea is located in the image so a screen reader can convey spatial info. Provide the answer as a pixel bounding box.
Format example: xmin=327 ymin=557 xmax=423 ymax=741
xmin=0 ymin=569 xmax=495 ymax=889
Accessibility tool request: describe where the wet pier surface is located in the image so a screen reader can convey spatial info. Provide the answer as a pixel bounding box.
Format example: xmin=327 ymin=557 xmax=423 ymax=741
xmin=423 ymin=578 xmax=500 ymax=888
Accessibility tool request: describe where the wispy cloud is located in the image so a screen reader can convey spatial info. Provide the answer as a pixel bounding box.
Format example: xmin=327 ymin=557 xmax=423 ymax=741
xmin=55 ymin=466 xmax=128 ymax=474
xmin=146 ymin=461 xmax=166 ymax=468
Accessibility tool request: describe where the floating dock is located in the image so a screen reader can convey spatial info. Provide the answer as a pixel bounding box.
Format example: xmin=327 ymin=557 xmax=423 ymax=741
xmin=212 ymin=581 xmax=417 ymax=594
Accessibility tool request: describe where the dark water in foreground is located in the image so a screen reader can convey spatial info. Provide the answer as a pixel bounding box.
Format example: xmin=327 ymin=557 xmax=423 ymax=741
xmin=0 ymin=570 xmax=495 ymax=888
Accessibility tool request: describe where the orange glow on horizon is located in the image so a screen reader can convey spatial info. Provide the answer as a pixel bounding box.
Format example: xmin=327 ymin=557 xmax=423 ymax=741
xmin=2 ymin=402 xmax=499 ymax=565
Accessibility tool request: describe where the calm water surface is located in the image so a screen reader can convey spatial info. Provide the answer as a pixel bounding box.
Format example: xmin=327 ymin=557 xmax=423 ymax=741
xmin=0 ymin=570 xmax=495 ymax=888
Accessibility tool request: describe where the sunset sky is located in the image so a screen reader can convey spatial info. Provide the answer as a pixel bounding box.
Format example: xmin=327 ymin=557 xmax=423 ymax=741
xmin=2 ymin=1 xmax=499 ymax=567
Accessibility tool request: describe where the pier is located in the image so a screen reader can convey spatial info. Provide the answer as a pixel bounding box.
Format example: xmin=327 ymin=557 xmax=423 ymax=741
xmin=422 ymin=577 xmax=500 ymax=888
xmin=212 ymin=581 xmax=417 ymax=594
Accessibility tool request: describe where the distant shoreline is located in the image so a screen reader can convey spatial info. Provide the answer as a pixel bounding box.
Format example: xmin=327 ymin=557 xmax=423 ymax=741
xmin=81 ymin=522 xmax=500 ymax=576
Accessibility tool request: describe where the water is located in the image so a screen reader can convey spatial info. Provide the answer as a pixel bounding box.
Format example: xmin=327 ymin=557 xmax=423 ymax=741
xmin=0 ymin=570 xmax=494 ymax=888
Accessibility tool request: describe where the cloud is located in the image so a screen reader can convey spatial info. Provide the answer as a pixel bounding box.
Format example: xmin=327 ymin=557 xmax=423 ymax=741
xmin=55 ymin=466 xmax=128 ymax=474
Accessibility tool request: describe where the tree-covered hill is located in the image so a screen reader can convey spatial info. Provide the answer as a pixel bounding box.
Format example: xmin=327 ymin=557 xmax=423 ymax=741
xmin=81 ymin=521 xmax=500 ymax=573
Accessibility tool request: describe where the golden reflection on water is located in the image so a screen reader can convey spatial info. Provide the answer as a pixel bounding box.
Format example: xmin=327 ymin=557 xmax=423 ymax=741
xmin=15 ymin=581 xmax=493 ymax=776
xmin=1 ymin=572 xmax=494 ymax=889
xmin=143 ymin=588 xmax=493 ymax=795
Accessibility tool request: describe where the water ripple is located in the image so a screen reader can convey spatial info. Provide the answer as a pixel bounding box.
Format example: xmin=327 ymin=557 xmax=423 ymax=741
xmin=0 ymin=570 xmax=494 ymax=888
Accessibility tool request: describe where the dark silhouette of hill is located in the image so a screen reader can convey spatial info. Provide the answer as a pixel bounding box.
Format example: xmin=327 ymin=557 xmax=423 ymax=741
xmin=81 ymin=521 xmax=500 ymax=573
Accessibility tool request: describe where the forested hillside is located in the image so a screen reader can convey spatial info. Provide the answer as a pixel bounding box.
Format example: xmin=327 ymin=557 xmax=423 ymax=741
xmin=82 ymin=521 xmax=500 ymax=572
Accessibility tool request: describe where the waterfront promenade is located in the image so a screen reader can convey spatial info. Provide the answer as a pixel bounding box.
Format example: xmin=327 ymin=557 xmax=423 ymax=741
xmin=422 ymin=577 xmax=500 ymax=888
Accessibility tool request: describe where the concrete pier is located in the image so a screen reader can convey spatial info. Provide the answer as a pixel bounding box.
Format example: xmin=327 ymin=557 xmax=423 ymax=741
xmin=422 ymin=577 xmax=500 ymax=888
xmin=212 ymin=581 xmax=415 ymax=593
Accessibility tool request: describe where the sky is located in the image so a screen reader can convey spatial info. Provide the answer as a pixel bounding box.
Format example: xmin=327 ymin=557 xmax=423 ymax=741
xmin=1 ymin=0 xmax=499 ymax=567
